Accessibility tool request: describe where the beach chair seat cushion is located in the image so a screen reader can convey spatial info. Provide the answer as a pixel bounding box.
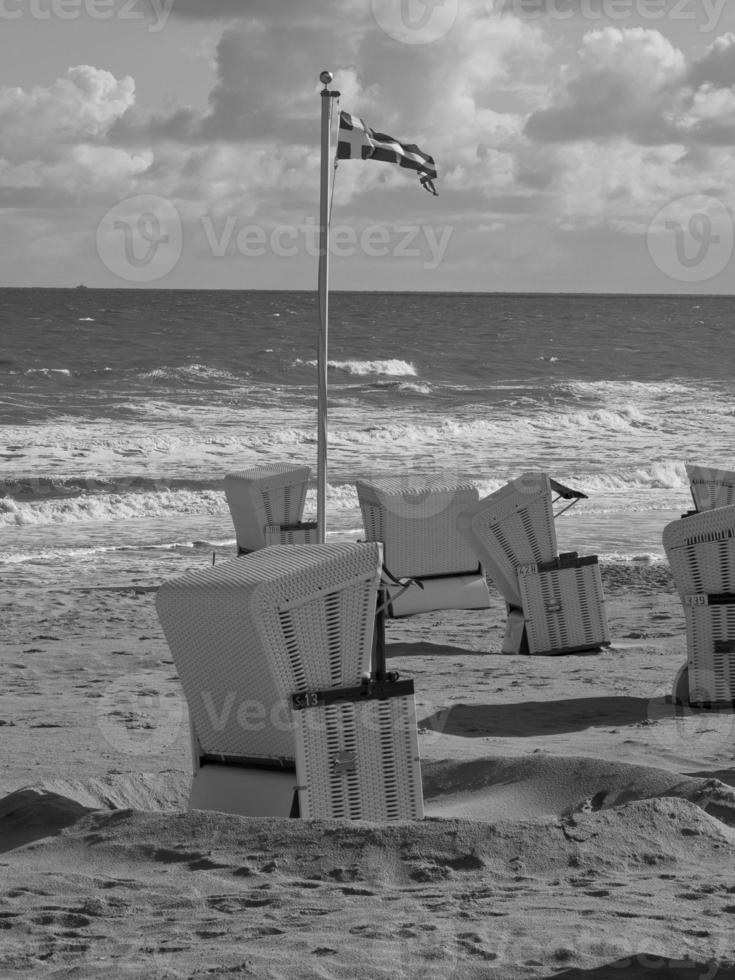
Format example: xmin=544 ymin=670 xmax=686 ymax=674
xmin=188 ymin=764 xmax=297 ymax=818
xmin=385 ymin=572 xmax=491 ymax=618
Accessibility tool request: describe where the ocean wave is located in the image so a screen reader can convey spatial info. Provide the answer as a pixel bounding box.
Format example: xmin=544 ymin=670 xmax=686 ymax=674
xmin=137 ymin=364 xmax=248 ymax=385
xmin=369 ymin=379 xmax=433 ymax=395
xmin=0 ymin=474 xmax=224 ymax=502
xmin=294 ymin=358 xmax=417 ymax=377
xmin=22 ymin=368 xmax=73 ymax=378
xmin=0 ymin=487 xmax=230 ymax=528
xmin=0 ymin=480 xmax=363 ymax=529
xmin=0 ymin=463 xmax=692 ymax=533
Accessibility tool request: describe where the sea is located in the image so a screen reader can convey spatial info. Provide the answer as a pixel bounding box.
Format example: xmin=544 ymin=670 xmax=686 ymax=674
xmin=2 ymin=288 xmax=733 ymax=594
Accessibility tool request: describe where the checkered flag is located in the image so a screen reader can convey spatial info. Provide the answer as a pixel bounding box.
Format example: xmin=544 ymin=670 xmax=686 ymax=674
xmin=336 ymin=111 xmax=438 ymax=196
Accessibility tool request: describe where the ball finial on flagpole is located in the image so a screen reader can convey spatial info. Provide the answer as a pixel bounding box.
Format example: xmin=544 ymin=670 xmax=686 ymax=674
xmin=320 ymin=70 xmax=333 ymax=86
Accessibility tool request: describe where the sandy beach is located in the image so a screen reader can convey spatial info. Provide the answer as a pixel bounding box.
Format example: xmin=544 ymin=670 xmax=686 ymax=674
xmin=2 ymin=558 xmax=735 ymax=979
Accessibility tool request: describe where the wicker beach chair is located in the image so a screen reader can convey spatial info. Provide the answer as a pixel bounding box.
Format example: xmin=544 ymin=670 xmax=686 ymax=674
xmin=224 ymin=463 xmax=317 ymax=553
xmin=663 ymin=504 xmax=735 ymax=707
xmin=686 ymin=463 xmax=735 ymax=513
xmin=155 ymin=542 xmax=423 ymax=820
xmin=457 ymin=472 xmax=610 ymax=655
xmin=355 ymin=476 xmax=491 ymax=617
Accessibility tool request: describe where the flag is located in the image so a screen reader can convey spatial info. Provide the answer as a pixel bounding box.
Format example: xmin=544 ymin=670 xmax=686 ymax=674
xmin=336 ymin=111 xmax=438 ymax=195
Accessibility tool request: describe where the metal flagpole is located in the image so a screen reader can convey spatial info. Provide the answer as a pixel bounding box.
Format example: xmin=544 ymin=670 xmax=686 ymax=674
xmin=317 ymin=70 xmax=338 ymax=543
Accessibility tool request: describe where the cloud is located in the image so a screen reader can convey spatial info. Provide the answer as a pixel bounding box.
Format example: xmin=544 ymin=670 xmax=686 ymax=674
xmin=524 ymin=25 xmax=735 ymax=151
xmin=689 ymin=32 xmax=735 ymax=88
xmin=6 ymin=4 xmax=735 ymax=290
xmin=0 ymin=66 xmax=147 ymax=208
xmin=525 ymin=27 xmax=687 ymax=143
xmin=0 ymin=66 xmax=135 ymax=162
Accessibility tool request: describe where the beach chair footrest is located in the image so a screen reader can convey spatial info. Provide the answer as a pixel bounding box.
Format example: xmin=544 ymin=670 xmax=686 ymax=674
xmin=386 ymin=571 xmax=491 ymax=618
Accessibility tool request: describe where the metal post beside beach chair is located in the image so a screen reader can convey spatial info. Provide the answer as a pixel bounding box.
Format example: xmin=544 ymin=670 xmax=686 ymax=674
xmin=224 ymin=463 xmax=318 ymax=553
xmin=686 ymin=463 xmax=735 ymax=513
xmin=355 ymin=476 xmax=491 ymax=617
xmin=457 ymin=472 xmax=610 ymax=656
xmin=663 ymin=504 xmax=735 ymax=707
xmin=155 ymin=542 xmax=424 ymax=821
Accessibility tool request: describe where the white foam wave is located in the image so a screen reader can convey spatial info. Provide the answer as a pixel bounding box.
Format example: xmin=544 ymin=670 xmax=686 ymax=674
xmin=295 ymin=358 xmax=417 ymax=377
xmin=23 ymin=368 xmax=72 ymax=377
xmin=0 ymin=488 xmax=228 ymax=528
xmin=0 ymin=482 xmax=363 ymax=530
xmin=138 ymin=364 xmax=245 ymax=384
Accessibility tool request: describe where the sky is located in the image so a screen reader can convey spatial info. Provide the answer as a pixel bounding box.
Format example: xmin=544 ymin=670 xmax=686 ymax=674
xmin=3 ymin=0 xmax=735 ymax=292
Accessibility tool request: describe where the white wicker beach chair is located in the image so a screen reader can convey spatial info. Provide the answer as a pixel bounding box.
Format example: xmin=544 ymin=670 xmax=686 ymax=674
xmin=686 ymin=463 xmax=735 ymax=513
xmin=663 ymin=504 xmax=735 ymax=707
xmin=224 ymin=463 xmax=317 ymax=553
xmin=156 ymin=542 xmax=423 ymax=820
xmin=355 ymin=476 xmax=491 ymax=617
xmin=457 ymin=472 xmax=610 ymax=655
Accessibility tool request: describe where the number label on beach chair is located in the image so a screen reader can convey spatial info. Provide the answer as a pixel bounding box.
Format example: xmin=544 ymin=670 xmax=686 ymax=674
xmin=685 ymin=594 xmax=709 ymax=607
xmin=518 ymin=563 xmax=539 ymax=577
xmin=292 ymin=691 xmax=322 ymax=710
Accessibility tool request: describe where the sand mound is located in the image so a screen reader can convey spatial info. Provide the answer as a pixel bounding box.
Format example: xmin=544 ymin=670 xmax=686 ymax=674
xmin=14 ymin=794 xmax=734 ymax=876
xmin=0 ymin=788 xmax=93 ymax=853
xmin=422 ymin=755 xmax=735 ymax=825
xmin=23 ymin=771 xmax=190 ymax=811
xmin=3 ymin=797 xmax=734 ymax=979
xmin=3 ymin=755 xmax=735 ymax=859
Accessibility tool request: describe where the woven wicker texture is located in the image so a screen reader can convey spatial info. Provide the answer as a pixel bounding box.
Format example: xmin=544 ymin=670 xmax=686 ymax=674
xmin=518 ymin=561 xmax=610 ymax=655
xmin=264 ymin=523 xmax=319 ymax=546
xmin=156 ymin=543 xmax=382 ymax=764
xmin=356 ymin=476 xmax=480 ymax=578
xmin=457 ymin=472 xmax=558 ymax=607
xmin=663 ymin=505 xmax=735 ymax=595
xmin=686 ymin=463 xmax=735 ymax=512
xmin=663 ymin=506 xmax=735 ymax=704
xmin=224 ymin=464 xmax=310 ymax=552
xmin=293 ymin=693 xmax=423 ymax=821
xmin=684 ymin=605 xmax=735 ymax=703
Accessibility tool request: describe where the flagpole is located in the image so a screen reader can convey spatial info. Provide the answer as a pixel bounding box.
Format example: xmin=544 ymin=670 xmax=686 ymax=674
xmin=317 ymin=70 xmax=337 ymax=544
